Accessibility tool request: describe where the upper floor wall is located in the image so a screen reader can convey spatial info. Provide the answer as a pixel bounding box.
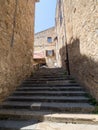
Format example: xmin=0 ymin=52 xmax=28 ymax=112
xmin=35 ymin=27 xmax=56 ymax=47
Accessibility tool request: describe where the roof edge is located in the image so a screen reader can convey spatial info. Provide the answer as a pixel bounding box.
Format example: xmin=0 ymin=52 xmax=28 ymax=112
xmin=35 ymin=26 xmax=55 ymax=35
xmin=35 ymin=0 xmax=40 ymax=2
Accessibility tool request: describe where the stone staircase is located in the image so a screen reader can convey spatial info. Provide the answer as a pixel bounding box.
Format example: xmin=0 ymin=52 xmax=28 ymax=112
xmin=0 ymin=68 xmax=95 ymax=129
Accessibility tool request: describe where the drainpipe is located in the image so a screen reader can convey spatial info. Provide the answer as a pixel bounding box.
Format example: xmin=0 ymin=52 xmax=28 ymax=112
xmin=62 ymin=0 xmax=70 ymax=75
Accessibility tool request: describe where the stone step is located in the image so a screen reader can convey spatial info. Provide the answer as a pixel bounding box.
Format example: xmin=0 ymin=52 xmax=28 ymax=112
xmin=33 ymin=72 xmax=66 ymax=75
xmin=37 ymin=69 xmax=65 ymax=71
xmin=31 ymin=75 xmax=69 ymax=78
xmin=22 ymin=83 xmax=79 ymax=87
xmin=22 ymin=81 xmax=77 ymax=85
xmin=0 ymin=119 xmax=38 ymax=130
xmin=13 ymin=91 xmax=87 ymax=96
xmin=0 ymin=109 xmax=96 ymax=123
xmin=23 ymin=80 xmax=76 ymax=84
xmin=24 ymin=78 xmax=75 ymax=82
xmin=7 ymin=96 xmax=89 ymax=103
xmin=0 ymin=68 xmax=96 ymax=129
xmin=22 ymin=80 xmax=76 ymax=84
xmin=17 ymin=86 xmax=84 ymax=91
xmin=0 ymin=119 xmax=98 ymax=130
xmin=30 ymin=75 xmax=73 ymax=79
xmin=33 ymin=74 xmax=66 ymax=77
xmin=21 ymin=83 xmax=80 ymax=87
xmin=0 ymin=102 xmax=94 ymax=113
xmin=35 ymin=69 xmax=65 ymax=72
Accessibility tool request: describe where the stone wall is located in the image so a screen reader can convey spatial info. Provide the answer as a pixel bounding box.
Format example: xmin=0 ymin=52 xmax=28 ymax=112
xmin=63 ymin=0 xmax=98 ymax=100
xmin=34 ymin=27 xmax=57 ymax=68
xmin=0 ymin=0 xmax=37 ymax=101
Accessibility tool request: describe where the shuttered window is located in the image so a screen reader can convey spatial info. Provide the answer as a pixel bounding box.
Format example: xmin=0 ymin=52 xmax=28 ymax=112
xmin=46 ymin=50 xmax=54 ymax=57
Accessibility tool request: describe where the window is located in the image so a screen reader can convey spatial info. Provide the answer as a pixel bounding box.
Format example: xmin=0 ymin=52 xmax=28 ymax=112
xmin=46 ymin=50 xmax=54 ymax=57
xmin=47 ymin=37 xmax=52 ymax=43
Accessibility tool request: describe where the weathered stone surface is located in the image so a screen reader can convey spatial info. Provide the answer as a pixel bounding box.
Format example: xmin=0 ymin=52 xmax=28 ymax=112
xmin=0 ymin=0 xmax=36 ymax=101
xmin=34 ymin=27 xmax=57 ymax=67
xmin=55 ymin=0 xmax=67 ymax=68
xmin=56 ymin=0 xmax=98 ymax=100
xmin=0 ymin=120 xmax=98 ymax=130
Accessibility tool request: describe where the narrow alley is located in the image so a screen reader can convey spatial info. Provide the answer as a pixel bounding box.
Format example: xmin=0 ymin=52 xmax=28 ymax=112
xmin=0 ymin=0 xmax=98 ymax=129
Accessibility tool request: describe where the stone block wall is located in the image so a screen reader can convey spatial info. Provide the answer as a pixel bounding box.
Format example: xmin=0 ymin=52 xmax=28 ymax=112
xmin=63 ymin=0 xmax=98 ymax=100
xmin=0 ymin=0 xmax=36 ymax=101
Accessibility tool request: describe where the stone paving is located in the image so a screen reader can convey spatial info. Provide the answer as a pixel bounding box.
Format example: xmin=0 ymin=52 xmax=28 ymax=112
xmin=36 ymin=122 xmax=98 ymax=130
xmin=0 ymin=120 xmax=98 ymax=130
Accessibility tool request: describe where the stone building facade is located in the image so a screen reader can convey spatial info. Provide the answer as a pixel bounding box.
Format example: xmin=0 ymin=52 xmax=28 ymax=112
xmin=55 ymin=0 xmax=67 ymax=68
xmin=0 ymin=0 xmax=38 ymax=101
xmin=56 ymin=0 xmax=98 ymax=100
xmin=34 ymin=27 xmax=57 ymax=68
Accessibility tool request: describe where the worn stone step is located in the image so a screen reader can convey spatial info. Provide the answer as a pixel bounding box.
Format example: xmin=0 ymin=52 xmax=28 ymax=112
xmin=32 ymin=75 xmax=69 ymax=78
xmin=7 ymin=96 xmax=89 ymax=103
xmin=0 ymin=119 xmax=38 ymax=130
xmin=29 ymin=76 xmax=74 ymax=79
xmin=0 ymin=102 xmax=94 ymax=113
xmin=22 ymin=83 xmax=79 ymax=87
xmin=35 ymin=69 xmax=65 ymax=72
xmin=32 ymin=75 xmax=67 ymax=78
xmin=24 ymin=79 xmax=75 ymax=82
xmin=31 ymin=74 xmax=69 ymax=77
xmin=22 ymin=80 xmax=76 ymax=84
xmin=21 ymin=83 xmax=80 ymax=87
xmin=0 ymin=120 xmax=98 ymax=130
xmin=23 ymin=80 xmax=76 ymax=83
xmin=0 ymin=109 xmax=96 ymax=123
xmin=0 ymin=67 xmax=95 ymax=129
xmin=13 ymin=91 xmax=87 ymax=96
xmin=17 ymin=86 xmax=84 ymax=91
xmin=33 ymin=72 xmax=66 ymax=75
xmin=34 ymin=70 xmax=65 ymax=72
xmin=22 ymin=81 xmax=78 ymax=85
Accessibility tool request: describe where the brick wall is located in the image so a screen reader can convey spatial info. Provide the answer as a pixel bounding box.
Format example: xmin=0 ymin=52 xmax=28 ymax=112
xmin=0 ymin=0 xmax=36 ymax=101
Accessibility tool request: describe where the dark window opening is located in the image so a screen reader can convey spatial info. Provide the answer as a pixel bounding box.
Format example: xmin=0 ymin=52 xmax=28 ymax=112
xmin=46 ymin=50 xmax=54 ymax=57
xmin=47 ymin=37 xmax=52 ymax=43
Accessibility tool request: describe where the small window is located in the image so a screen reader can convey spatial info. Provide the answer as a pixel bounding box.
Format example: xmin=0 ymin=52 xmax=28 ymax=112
xmin=46 ymin=50 xmax=54 ymax=57
xmin=47 ymin=37 xmax=52 ymax=43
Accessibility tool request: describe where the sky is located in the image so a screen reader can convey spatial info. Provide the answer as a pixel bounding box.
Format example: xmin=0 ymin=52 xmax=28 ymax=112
xmin=35 ymin=0 xmax=57 ymax=33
